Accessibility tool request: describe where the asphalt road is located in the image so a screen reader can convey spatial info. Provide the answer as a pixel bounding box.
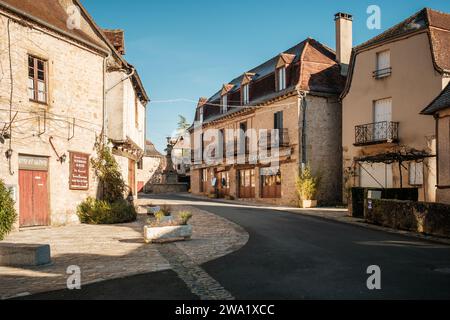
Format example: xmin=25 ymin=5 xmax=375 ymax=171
xmin=20 ymin=195 xmax=450 ymax=300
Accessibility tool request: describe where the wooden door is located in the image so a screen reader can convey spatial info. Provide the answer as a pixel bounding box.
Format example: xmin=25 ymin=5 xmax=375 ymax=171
xmin=217 ymin=172 xmax=230 ymax=198
xmin=239 ymin=169 xmax=255 ymax=199
xmin=128 ymin=159 xmax=136 ymax=195
xmin=19 ymin=170 xmax=49 ymax=227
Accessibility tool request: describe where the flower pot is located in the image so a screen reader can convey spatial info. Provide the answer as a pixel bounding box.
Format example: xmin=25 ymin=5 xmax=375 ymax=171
xmin=302 ymin=200 xmax=318 ymax=208
xmin=144 ymin=225 xmax=192 ymax=244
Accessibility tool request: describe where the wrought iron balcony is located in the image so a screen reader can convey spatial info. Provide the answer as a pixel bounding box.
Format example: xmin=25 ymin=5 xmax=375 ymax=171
xmin=373 ymin=67 xmax=392 ymax=79
xmin=259 ymin=128 xmax=290 ymax=149
xmin=354 ymin=121 xmax=399 ymax=146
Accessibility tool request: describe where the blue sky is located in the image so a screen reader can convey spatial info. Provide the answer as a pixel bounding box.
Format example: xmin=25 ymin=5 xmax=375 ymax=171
xmin=83 ymin=0 xmax=450 ymax=152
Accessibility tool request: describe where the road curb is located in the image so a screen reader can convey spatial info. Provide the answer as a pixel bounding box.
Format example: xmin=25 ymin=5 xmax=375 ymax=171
xmin=173 ymin=193 xmax=450 ymax=246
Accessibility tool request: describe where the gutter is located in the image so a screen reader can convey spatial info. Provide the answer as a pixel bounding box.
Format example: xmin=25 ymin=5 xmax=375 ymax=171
xmin=0 ymin=1 xmax=109 ymax=56
xmin=106 ymin=67 xmax=136 ymax=94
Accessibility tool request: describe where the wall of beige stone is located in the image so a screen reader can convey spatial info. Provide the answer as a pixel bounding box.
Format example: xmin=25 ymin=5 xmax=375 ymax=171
xmin=136 ymin=156 xmax=163 ymax=191
xmin=0 ymin=13 xmax=106 ymax=228
xmin=190 ymin=93 xmax=342 ymax=206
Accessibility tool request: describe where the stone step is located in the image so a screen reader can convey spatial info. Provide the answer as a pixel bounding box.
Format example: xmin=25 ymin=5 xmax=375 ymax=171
xmin=0 ymin=243 xmax=51 ymax=267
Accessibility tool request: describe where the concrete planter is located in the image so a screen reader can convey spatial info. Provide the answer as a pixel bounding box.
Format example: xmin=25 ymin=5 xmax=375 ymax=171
xmin=144 ymin=225 xmax=192 ymax=244
xmin=302 ymin=200 xmax=318 ymax=208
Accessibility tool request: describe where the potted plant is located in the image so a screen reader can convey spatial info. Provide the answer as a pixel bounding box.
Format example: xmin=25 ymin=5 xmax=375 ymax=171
xmin=296 ymin=166 xmax=321 ymax=208
xmin=144 ymin=211 xmax=193 ymax=244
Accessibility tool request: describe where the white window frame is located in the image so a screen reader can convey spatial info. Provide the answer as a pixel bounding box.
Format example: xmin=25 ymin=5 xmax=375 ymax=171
xmin=243 ymin=84 xmax=250 ymax=105
xmin=375 ymin=50 xmax=391 ymax=78
xmin=222 ymin=95 xmax=228 ymax=114
xmin=277 ymin=67 xmax=286 ymax=91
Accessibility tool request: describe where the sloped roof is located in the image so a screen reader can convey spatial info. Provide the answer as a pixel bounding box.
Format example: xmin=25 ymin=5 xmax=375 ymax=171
xmin=0 ymin=0 xmax=109 ymax=52
xmin=204 ymin=38 xmax=343 ymax=104
xmin=144 ymin=140 xmax=162 ymax=157
xmin=342 ymin=8 xmax=450 ymax=100
xmin=421 ymin=82 xmax=450 ymax=115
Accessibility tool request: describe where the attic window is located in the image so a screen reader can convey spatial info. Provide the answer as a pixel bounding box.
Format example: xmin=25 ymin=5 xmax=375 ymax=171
xmin=242 ymin=84 xmax=250 ymax=105
xmin=277 ymin=67 xmax=287 ymax=91
xmin=221 ymin=95 xmax=228 ymax=114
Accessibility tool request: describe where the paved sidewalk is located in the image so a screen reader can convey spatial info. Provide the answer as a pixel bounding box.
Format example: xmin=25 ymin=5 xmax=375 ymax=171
xmin=0 ymin=203 xmax=249 ymax=300
xmin=174 ymin=193 xmax=450 ymax=245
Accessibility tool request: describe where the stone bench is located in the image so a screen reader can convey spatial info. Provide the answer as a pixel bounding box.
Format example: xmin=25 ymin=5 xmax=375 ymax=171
xmin=0 ymin=243 xmax=51 ymax=267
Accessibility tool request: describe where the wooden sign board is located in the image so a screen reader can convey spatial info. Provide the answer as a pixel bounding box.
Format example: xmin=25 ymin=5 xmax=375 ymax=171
xmin=69 ymin=152 xmax=90 ymax=191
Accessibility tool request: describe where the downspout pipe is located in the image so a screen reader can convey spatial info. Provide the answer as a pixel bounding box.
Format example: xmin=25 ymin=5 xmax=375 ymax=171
xmin=298 ymin=90 xmax=308 ymax=171
xmin=102 ymin=53 xmax=112 ymax=144
xmin=106 ymin=67 xmax=136 ymax=94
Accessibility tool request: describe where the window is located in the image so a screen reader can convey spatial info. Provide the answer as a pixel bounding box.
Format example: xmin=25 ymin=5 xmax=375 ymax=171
xmin=137 ymin=159 xmax=143 ymax=170
xmin=274 ymin=111 xmax=284 ymax=145
xmin=221 ymin=95 xmax=228 ymax=113
xmin=374 ymin=50 xmax=391 ymax=78
xmin=409 ymin=162 xmax=423 ymax=186
xmin=242 ymin=84 xmax=250 ymax=105
xmin=277 ymin=67 xmax=286 ymax=91
xmin=28 ymin=55 xmax=47 ymax=103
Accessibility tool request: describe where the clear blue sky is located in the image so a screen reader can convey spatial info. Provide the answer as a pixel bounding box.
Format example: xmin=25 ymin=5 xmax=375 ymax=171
xmin=83 ymin=0 xmax=450 ymax=153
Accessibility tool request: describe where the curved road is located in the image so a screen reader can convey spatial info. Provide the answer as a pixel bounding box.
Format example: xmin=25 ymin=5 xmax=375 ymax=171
xmin=21 ymin=194 xmax=450 ymax=300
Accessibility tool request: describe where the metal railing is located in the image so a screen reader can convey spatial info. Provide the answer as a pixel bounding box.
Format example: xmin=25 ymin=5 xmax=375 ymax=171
xmin=373 ymin=67 xmax=392 ymax=79
xmin=355 ymin=121 xmax=399 ymax=146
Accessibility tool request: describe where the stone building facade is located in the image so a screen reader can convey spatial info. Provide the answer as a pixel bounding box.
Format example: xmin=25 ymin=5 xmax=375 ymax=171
xmin=341 ymin=8 xmax=450 ymax=203
xmin=0 ymin=0 xmax=148 ymax=229
xmin=190 ymin=15 xmax=349 ymax=206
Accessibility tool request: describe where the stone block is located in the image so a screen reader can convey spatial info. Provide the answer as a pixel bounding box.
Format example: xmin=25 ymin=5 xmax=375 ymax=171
xmin=0 ymin=243 xmax=51 ymax=267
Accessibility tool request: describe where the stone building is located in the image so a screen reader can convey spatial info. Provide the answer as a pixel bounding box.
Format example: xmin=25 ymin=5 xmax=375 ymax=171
xmin=421 ymin=82 xmax=450 ymax=204
xmin=137 ymin=140 xmax=164 ymax=193
xmin=189 ymin=14 xmax=349 ymax=206
xmin=341 ymin=8 xmax=450 ymax=203
xmin=0 ymin=0 xmax=148 ymax=228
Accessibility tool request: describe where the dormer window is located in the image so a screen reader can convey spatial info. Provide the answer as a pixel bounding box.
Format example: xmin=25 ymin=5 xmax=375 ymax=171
xmin=242 ymin=84 xmax=250 ymax=105
xmin=277 ymin=67 xmax=286 ymax=91
xmin=221 ymin=95 xmax=228 ymax=114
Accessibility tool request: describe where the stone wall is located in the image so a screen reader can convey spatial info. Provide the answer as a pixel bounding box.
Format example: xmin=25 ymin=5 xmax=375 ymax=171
xmin=0 ymin=12 xmax=105 ymax=228
xmin=190 ymin=93 xmax=342 ymax=207
xmin=365 ymin=199 xmax=450 ymax=238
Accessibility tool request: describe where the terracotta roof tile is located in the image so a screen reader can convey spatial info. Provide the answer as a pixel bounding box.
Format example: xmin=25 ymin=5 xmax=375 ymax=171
xmin=0 ymin=0 xmax=108 ymax=51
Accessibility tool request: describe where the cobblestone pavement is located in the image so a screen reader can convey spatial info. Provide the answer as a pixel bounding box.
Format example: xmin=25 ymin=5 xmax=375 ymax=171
xmin=158 ymin=244 xmax=234 ymax=300
xmin=0 ymin=202 xmax=249 ymax=300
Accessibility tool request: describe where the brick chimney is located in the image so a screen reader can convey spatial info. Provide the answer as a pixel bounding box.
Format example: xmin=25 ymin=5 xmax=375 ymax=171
xmin=103 ymin=29 xmax=126 ymax=55
xmin=335 ymin=12 xmax=353 ymax=74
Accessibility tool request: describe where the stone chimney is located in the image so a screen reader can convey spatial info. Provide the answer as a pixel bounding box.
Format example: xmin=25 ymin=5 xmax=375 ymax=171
xmin=103 ymin=29 xmax=126 ymax=55
xmin=335 ymin=12 xmax=353 ymax=74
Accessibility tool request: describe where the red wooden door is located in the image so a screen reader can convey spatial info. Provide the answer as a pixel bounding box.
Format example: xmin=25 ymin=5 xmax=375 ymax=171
xmin=19 ymin=170 xmax=49 ymax=227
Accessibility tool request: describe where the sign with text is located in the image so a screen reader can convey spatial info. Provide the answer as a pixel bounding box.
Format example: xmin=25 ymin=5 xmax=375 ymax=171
xmin=69 ymin=152 xmax=90 ymax=191
xmin=18 ymin=155 xmax=49 ymax=171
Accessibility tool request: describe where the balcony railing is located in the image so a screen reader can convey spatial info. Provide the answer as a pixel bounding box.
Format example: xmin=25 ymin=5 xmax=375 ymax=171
xmin=373 ymin=67 xmax=392 ymax=79
xmin=259 ymin=128 xmax=290 ymax=149
xmin=354 ymin=121 xmax=399 ymax=146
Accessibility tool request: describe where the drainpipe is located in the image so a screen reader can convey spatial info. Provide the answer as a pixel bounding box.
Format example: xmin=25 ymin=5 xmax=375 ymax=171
xmin=298 ymin=90 xmax=308 ymax=171
xmin=106 ymin=67 xmax=136 ymax=94
xmin=103 ymin=53 xmax=111 ymax=144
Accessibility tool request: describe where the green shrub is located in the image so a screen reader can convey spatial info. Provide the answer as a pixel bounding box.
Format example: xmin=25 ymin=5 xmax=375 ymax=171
xmin=296 ymin=166 xmax=321 ymax=201
xmin=178 ymin=211 xmax=193 ymax=225
xmin=91 ymin=137 xmax=127 ymax=202
xmin=0 ymin=180 xmax=17 ymax=240
xmin=77 ymin=197 xmax=136 ymax=225
xmin=160 ymin=204 xmax=172 ymax=216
